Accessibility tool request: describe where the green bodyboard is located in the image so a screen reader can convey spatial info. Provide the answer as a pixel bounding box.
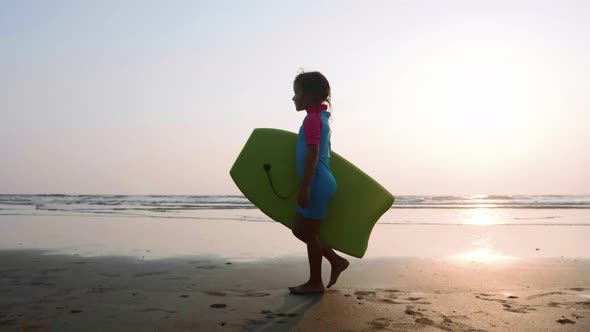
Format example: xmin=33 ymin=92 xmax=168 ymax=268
xmin=229 ymin=128 xmax=394 ymax=258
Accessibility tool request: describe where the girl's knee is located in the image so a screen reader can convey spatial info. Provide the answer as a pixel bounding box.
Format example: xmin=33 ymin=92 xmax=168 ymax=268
xmin=292 ymin=228 xmax=317 ymax=244
xmin=303 ymin=231 xmax=320 ymax=244
xmin=292 ymin=227 xmax=304 ymax=241
xmin=292 ymin=213 xmax=320 ymax=243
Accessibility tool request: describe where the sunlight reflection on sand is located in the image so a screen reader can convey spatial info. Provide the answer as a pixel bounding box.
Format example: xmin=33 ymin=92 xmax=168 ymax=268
xmin=462 ymin=208 xmax=500 ymax=225
xmin=449 ymin=247 xmax=517 ymax=263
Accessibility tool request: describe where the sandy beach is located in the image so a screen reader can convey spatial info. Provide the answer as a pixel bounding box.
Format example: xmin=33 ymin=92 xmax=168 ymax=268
xmin=0 ymin=250 xmax=589 ymax=331
xmin=0 ymin=215 xmax=589 ymax=331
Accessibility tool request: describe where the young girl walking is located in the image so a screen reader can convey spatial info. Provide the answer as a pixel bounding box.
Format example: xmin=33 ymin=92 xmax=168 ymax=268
xmin=289 ymin=71 xmax=350 ymax=295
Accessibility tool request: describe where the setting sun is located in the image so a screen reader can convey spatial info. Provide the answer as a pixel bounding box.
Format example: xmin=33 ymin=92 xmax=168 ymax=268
xmin=394 ymin=42 xmax=557 ymax=159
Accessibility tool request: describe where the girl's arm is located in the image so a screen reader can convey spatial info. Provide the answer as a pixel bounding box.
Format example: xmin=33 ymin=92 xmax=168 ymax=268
xmin=299 ymin=145 xmax=319 ymax=207
xmin=302 ymin=145 xmax=319 ymax=188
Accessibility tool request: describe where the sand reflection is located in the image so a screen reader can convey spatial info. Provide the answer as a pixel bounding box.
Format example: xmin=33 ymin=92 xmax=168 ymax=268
xmin=463 ymin=208 xmax=500 ymax=225
xmin=449 ymin=247 xmax=516 ymax=263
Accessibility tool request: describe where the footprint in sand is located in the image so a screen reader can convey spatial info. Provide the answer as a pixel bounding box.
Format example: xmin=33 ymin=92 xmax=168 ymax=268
xmin=381 ymin=288 xmax=403 ymax=293
xmin=238 ymin=291 xmax=270 ymax=297
xmin=243 ymin=319 xmax=263 ymax=325
xmin=442 ymin=314 xmax=458 ymax=325
xmin=195 ymin=265 xmax=221 ymax=270
xmin=367 ymin=317 xmax=427 ymax=331
xmin=276 ymin=313 xmax=298 ymax=317
xmin=525 ymin=291 xmax=565 ymax=300
xmin=405 ymin=307 xmax=489 ymax=331
xmin=415 ymin=317 xmax=436 ymax=325
xmin=548 ymin=300 xmax=590 ymax=310
xmin=203 ymin=290 xmax=270 ymax=297
xmin=136 ymin=308 xmax=177 ymax=314
xmin=354 ymin=290 xmax=376 ymax=296
xmin=404 ymin=307 xmax=424 ymax=317
xmin=258 ymin=311 xmax=298 ymax=318
xmin=556 ymin=318 xmax=576 ymax=325
xmin=99 ymin=273 xmax=120 ymax=277
xmin=476 ymin=293 xmax=536 ymax=314
xmin=133 ymin=271 xmax=169 ymax=277
xmin=353 ymin=290 xmax=433 ymax=305
xmin=40 ymin=268 xmax=68 ymax=274
xmin=475 ymin=294 xmax=508 ymax=304
xmin=203 ymin=291 xmax=227 ymax=297
xmin=406 ymin=297 xmax=425 ymax=301
xmin=502 ymin=303 xmax=536 ymax=314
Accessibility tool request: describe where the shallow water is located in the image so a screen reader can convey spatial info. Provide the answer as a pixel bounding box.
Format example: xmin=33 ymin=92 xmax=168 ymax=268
xmin=1 ymin=194 xmax=589 ymax=225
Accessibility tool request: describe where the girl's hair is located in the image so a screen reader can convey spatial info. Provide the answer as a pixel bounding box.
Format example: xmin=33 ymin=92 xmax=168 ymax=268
xmin=294 ymin=69 xmax=332 ymax=112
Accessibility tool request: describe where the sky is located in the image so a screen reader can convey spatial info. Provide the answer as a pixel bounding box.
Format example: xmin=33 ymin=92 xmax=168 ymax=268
xmin=1 ymin=0 xmax=588 ymax=195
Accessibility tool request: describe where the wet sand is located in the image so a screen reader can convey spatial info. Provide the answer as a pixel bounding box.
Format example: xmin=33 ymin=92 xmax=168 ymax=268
xmin=1 ymin=215 xmax=589 ymax=260
xmin=1 ymin=249 xmax=589 ymax=331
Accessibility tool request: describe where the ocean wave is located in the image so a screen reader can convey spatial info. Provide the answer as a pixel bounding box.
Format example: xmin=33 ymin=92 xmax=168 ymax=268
xmin=1 ymin=195 xmax=589 ymax=216
xmin=481 ymin=195 xmax=513 ymax=200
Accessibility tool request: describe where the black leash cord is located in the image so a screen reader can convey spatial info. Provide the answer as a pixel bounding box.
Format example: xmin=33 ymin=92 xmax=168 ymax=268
xmin=263 ymin=163 xmax=298 ymax=199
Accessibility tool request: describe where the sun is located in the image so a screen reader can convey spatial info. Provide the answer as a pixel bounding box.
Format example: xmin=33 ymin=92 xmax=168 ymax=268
xmin=392 ymin=42 xmax=555 ymax=162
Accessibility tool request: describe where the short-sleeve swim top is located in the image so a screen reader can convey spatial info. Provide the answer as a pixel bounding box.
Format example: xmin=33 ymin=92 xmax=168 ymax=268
xmin=295 ymin=103 xmax=333 ymax=179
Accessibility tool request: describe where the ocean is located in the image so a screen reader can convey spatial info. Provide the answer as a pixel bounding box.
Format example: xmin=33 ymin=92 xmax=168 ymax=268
xmin=1 ymin=194 xmax=588 ymax=226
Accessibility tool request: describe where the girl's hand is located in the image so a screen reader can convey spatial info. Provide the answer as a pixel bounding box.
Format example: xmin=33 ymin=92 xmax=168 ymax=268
xmin=298 ymin=184 xmax=311 ymax=208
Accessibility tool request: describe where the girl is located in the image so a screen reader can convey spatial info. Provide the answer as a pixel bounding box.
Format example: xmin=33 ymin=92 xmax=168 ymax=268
xmin=289 ymin=71 xmax=350 ymax=295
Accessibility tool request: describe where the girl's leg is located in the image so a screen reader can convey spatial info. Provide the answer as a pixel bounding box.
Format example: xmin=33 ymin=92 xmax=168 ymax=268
xmin=290 ymin=213 xmax=349 ymax=293
xmin=318 ymin=238 xmax=344 ymax=263
xmin=290 ymin=213 xmax=323 ymax=294
xmin=318 ymin=238 xmax=350 ymax=288
xmin=306 ymin=224 xmax=323 ymax=286
xmin=292 ymin=213 xmax=346 ymax=263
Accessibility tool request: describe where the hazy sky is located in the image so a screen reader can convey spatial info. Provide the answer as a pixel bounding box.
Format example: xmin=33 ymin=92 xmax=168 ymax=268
xmin=1 ymin=0 xmax=588 ymax=195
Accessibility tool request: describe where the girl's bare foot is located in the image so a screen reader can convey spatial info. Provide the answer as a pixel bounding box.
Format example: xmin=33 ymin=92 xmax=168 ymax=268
xmin=327 ymin=258 xmax=349 ymax=288
xmin=288 ymin=280 xmax=324 ymax=295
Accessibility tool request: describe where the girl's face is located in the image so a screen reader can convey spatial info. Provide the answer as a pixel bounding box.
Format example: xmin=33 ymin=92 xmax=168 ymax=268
xmin=292 ymin=84 xmax=312 ymax=112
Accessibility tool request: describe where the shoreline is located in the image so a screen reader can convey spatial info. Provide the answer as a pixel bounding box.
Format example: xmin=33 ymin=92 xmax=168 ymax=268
xmin=1 ymin=215 xmax=589 ymax=261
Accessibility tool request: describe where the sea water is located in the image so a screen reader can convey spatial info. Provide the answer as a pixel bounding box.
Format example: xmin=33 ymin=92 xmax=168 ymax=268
xmin=1 ymin=194 xmax=588 ymax=226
